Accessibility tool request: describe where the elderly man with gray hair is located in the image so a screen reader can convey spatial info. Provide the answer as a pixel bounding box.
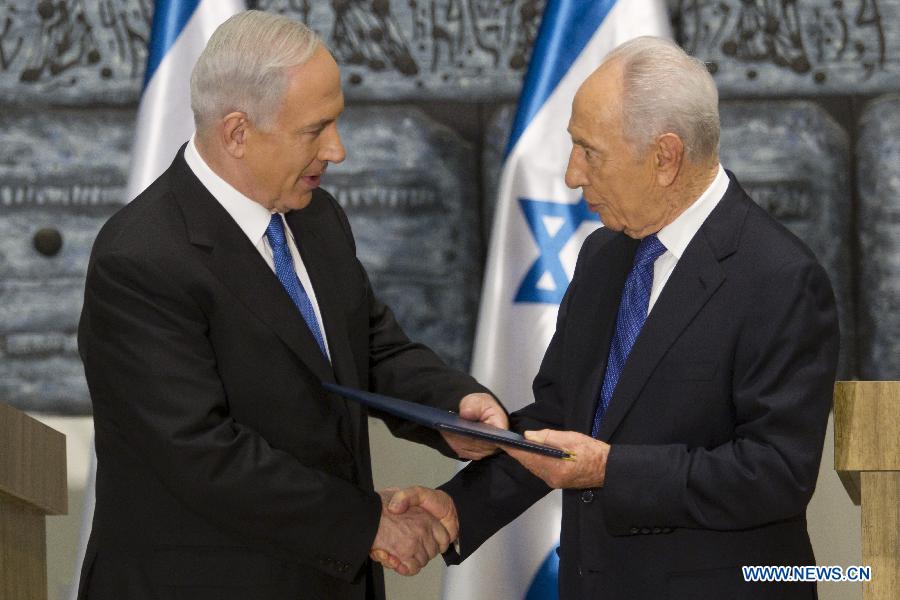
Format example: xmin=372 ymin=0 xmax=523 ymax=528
xmin=382 ymin=36 xmax=839 ymax=599
xmin=75 ymin=10 xmax=508 ymax=600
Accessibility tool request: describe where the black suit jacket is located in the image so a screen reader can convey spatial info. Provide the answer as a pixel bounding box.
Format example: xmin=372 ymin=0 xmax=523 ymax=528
xmin=76 ymin=150 xmax=489 ymax=600
xmin=442 ymin=174 xmax=839 ymax=600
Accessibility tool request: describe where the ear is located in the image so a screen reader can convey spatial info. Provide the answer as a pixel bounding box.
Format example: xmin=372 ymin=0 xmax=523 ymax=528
xmin=221 ymin=111 xmax=250 ymax=159
xmin=654 ymin=133 xmax=684 ymax=187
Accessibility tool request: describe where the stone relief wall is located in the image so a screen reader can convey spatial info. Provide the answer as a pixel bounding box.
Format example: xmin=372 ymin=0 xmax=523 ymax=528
xmin=672 ymin=0 xmax=900 ymax=96
xmin=856 ymin=95 xmax=900 ymax=380
xmin=0 ymin=0 xmax=897 ymax=413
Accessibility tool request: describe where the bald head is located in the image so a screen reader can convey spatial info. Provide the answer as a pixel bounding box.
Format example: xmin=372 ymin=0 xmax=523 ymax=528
xmin=588 ymin=36 xmax=720 ymax=165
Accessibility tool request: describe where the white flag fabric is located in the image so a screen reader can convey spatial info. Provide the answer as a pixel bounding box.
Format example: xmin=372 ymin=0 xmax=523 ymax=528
xmin=443 ymin=1 xmax=671 ymax=598
xmin=70 ymin=2 xmax=244 ymax=597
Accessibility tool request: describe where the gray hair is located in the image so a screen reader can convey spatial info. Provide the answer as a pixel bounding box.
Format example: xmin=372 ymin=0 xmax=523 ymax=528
xmin=604 ymin=36 xmax=719 ymax=163
xmin=190 ymin=10 xmax=321 ymax=132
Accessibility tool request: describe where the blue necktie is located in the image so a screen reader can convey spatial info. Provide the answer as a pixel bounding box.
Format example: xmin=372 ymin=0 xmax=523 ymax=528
xmin=591 ymin=234 xmax=667 ymax=437
xmin=265 ymin=214 xmax=329 ymax=360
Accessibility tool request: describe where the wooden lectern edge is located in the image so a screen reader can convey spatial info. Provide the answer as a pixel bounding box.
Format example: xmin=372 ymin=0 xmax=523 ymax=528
xmin=0 ymin=402 xmax=68 ymax=516
xmin=836 ymin=470 xmax=861 ymax=506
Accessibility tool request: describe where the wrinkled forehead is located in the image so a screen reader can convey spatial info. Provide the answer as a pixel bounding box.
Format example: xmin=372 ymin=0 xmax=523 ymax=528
xmin=571 ymin=62 xmax=623 ymax=128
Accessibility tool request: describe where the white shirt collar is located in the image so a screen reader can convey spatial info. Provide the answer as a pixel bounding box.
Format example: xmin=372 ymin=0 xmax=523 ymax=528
xmin=657 ymin=164 xmax=729 ymax=259
xmin=184 ymin=135 xmax=274 ymax=244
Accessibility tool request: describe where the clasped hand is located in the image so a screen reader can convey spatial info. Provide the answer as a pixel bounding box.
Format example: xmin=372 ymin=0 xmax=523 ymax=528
xmin=370 ymin=393 xmax=507 ymax=575
xmin=371 ymin=488 xmax=458 ymax=576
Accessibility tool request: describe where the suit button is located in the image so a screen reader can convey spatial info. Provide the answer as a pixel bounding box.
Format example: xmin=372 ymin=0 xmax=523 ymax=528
xmin=581 ymin=490 xmax=594 ymax=503
xmin=640 ymin=528 xmax=651 ymax=535
xmin=629 ymin=527 xmax=639 ymax=535
xmin=662 ymin=527 xmax=673 ymax=533
xmin=338 ymin=563 xmax=349 ymax=573
xmin=652 ymin=527 xmax=661 ymax=534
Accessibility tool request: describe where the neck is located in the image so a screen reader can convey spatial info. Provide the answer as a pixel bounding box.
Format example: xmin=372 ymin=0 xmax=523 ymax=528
xmin=658 ymin=160 xmax=719 ymax=229
xmin=194 ymin=134 xmax=273 ymax=210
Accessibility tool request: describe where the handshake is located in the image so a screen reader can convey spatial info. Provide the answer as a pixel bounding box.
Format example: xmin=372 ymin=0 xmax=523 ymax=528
xmin=370 ymin=486 xmax=458 ymax=576
xmin=366 ymin=392 xmax=498 ymax=576
xmin=365 ymin=394 xmax=613 ymax=576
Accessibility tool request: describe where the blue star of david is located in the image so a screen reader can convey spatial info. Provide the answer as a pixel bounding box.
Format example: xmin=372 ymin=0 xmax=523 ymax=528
xmin=515 ymin=197 xmax=600 ymax=304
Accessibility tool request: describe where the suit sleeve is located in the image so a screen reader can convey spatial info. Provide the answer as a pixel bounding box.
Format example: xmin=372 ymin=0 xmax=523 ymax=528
xmin=600 ymin=258 xmax=839 ymax=534
xmin=80 ymin=250 xmax=381 ymax=581
xmin=437 ymin=278 xmax=580 ymax=561
xmin=327 ymin=195 xmax=499 ymax=457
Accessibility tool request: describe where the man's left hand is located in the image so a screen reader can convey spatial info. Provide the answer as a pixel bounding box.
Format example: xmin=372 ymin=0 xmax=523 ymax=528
xmin=440 ymin=393 xmax=508 ymax=460
xmin=503 ymin=429 xmax=610 ymax=489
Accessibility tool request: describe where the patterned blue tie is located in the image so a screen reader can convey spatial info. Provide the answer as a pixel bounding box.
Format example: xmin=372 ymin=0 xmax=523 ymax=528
xmin=591 ymin=234 xmax=667 ymax=437
xmin=265 ymin=214 xmax=329 ymax=360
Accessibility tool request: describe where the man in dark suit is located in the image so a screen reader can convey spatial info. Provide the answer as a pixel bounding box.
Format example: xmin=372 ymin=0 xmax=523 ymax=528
xmin=382 ymin=37 xmax=839 ymax=599
xmin=76 ymin=10 xmax=506 ymax=600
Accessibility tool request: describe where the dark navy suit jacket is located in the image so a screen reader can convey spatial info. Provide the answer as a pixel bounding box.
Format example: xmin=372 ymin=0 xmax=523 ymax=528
xmin=443 ymin=174 xmax=838 ymax=600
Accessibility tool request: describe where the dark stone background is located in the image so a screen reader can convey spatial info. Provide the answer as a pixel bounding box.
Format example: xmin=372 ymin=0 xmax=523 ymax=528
xmin=0 ymin=0 xmax=897 ymax=414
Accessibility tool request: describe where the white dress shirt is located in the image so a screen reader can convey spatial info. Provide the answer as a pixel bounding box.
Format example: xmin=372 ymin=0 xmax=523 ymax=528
xmin=184 ymin=137 xmax=331 ymax=360
xmin=648 ymin=164 xmax=730 ymax=314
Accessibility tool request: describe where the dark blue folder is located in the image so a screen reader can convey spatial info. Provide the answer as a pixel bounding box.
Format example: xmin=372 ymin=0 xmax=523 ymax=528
xmin=323 ymin=382 xmax=571 ymax=459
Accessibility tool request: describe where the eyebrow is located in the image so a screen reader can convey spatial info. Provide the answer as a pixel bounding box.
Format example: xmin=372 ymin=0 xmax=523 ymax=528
xmin=569 ymin=134 xmax=597 ymax=152
xmin=300 ymin=118 xmax=334 ymax=132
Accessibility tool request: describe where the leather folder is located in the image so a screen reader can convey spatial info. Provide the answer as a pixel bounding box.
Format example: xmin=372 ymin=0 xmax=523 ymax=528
xmin=323 ymin=382 xmax=571 ymax=459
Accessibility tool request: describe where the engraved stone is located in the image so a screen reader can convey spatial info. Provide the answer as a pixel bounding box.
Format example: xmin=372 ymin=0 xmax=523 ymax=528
xmin=481 ymin=103 xmax=515 ymax=238
xmin=719 ymin=101 xmax=855 ymax=377
xmin=0 ymin=108 xmax=133 ymax=413
xmin=326 ymin=105 xmax=481 ymax=370
xmin=670 ymin=0 xmax=900 ymax=97
xmin=856 ymin=95 xmax=900 ymax=379
xmin=0 ymin=0 xmax=152 ymax=105
xmin=257 ymin=0 xmax=544 ymax=101
xmin=0 ymin=0 xmax=543 ymax=104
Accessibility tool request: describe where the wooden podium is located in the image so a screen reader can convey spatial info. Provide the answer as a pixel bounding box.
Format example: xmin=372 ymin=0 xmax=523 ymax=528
xmin=834 ymin=381 xmax=899 ymax=600
xmin=0 ymin=402 xmax=67 ymax=600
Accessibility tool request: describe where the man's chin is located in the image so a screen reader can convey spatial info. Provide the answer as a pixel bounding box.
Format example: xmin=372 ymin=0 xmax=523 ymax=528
xmin=275 ymin=191 xmax=314 ymax=212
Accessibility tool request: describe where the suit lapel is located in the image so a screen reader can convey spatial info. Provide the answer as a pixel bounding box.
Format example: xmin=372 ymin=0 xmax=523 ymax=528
xmin=595 ymin=177 xmax=748 ymax=440
xmin=595 ymin=233 xmax=724 ymax=440
xmin=169 ymin=151 xmax=335 ymax=384
xmin=285 ymin=210 xmax=364 ymax=448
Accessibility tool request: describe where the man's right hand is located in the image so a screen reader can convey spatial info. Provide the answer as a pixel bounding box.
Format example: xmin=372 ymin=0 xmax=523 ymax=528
xmin=371 ymin=489 xmax=453 ymax=576
xmin=387 ymin=486 xmax=458 ymax=540
xmin=371 ymin=486 xmax=459 ymax=574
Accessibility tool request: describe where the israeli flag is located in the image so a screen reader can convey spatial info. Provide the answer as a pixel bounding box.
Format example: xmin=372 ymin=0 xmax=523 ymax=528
xmin=69 ymin=2 xmax=244 ymax=597
xmin=443 ymin=1 xmax=671 ymax=598
xmin=126 ymin=0 xmax=246 ymax=200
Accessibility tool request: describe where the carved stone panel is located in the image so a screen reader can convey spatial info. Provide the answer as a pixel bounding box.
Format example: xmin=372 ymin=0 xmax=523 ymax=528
xmin=0 ymin=0 xmax=542 ymax=104
xmin=671 ymin=0 xmax=900 ymax=97
xmin=719 ymin=101 xmax=855 ymax=377
xmin=326 ymin=105 xmax=481 ymax=370
xmin=0 ymin=0 xmax=152 ymax=105
xmin=856 ymin=95 xmax=900 ymax=379
xmin=481 ymin=103 xmax=515 ymax=239
xmin=256 ymin=0 xmax=544 ymax=100
xmin=0 ymin=108 xmax=133 ymax=413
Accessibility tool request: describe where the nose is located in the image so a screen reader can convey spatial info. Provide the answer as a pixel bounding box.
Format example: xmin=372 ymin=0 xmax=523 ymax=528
xmin=564 ymin=147 xmax=585 ymax=189
xmin=320 ymin=124 xmax=346 ymax=164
